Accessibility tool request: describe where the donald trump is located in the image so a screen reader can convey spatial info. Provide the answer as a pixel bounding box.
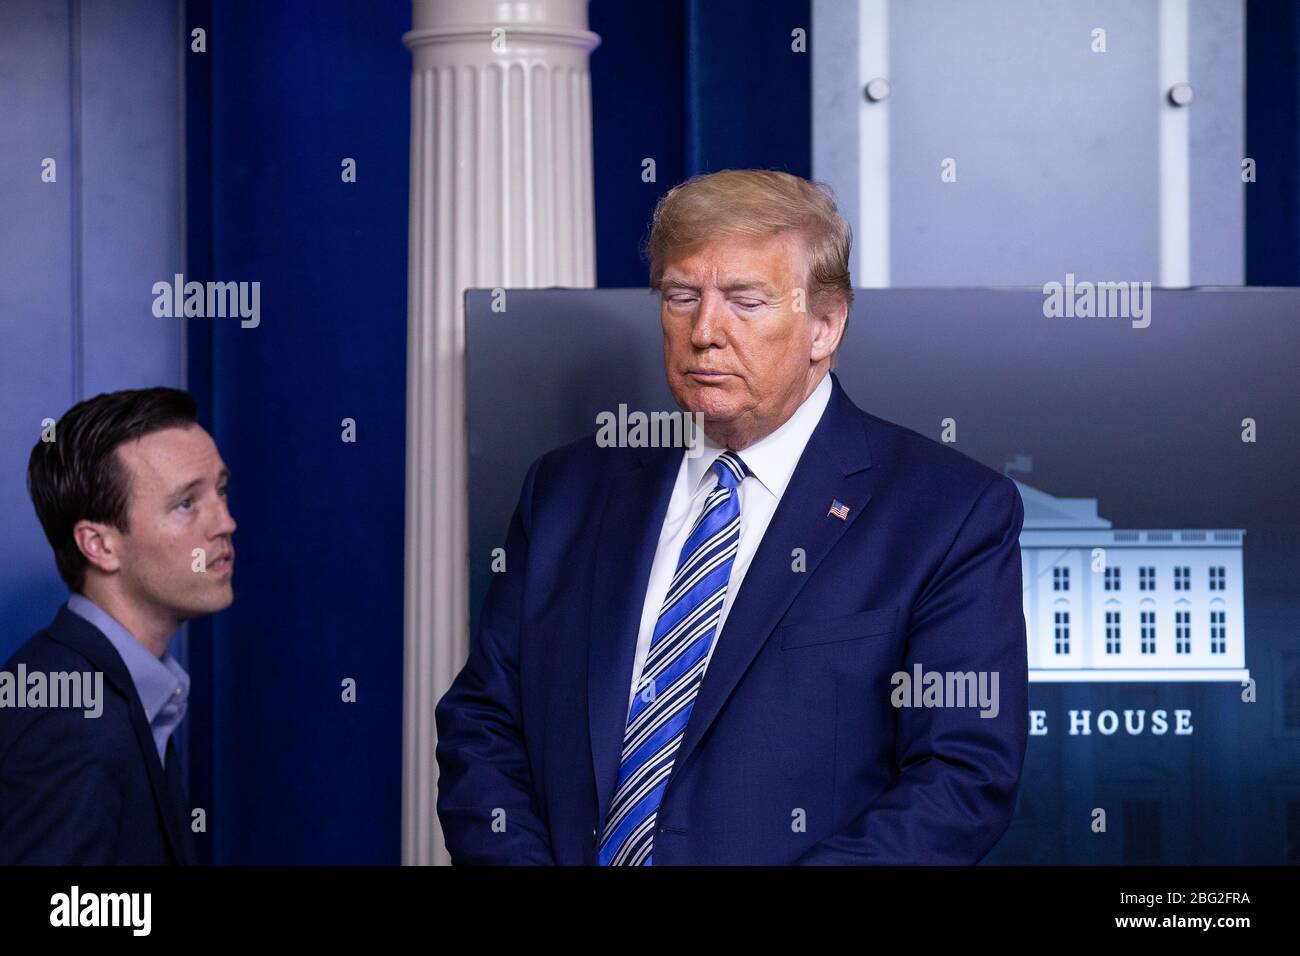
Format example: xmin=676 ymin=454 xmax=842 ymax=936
xmin=435 ymin=169 xmax=1028 ymax=865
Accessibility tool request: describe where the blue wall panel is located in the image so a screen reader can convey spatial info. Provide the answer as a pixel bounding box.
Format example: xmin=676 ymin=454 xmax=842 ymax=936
xmin=0 ymin=0 xmax=183 ymax=659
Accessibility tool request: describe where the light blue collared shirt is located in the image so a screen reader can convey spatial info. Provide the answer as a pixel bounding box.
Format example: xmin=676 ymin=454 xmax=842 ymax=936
xmin=65 ymin=592 xmax=190 ymax=768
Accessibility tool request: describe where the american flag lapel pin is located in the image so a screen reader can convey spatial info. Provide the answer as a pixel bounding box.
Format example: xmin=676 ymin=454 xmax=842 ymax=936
xmin=827 ymin=498 xmax=850 ymax=520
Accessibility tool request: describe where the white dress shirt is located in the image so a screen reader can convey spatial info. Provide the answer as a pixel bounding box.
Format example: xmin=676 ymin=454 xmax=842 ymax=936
xmin=626 ymin=371 xmax=833 ymax=710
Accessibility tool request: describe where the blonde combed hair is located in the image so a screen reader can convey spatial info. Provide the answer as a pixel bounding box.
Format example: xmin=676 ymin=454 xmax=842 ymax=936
xmin=643 ymin=168 xmax=854 ymax=365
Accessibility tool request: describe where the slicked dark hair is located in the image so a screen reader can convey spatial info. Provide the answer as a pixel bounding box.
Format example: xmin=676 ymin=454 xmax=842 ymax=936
xmin=28 ymin=387 xmax=199 ymax=592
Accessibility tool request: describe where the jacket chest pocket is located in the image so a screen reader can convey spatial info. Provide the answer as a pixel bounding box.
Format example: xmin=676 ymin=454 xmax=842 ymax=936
xmin=778 ymin=605 xmax=898 ymax=649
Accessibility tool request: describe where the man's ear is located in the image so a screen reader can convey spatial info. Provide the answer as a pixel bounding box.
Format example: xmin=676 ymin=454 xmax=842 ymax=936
xmin=73 ymin=520 xmax=123 ymax=575
xmin=810 ymin=295 xmax=848 ymax=364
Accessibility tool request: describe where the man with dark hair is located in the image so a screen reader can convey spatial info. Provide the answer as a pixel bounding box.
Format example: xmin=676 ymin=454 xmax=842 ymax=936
xmin=0 ymin=387 xmax=235 ymax=864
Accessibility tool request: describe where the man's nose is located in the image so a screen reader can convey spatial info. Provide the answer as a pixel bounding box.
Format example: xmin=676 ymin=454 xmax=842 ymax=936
xmin=690 ymin=290 xmax=729 ymax=347
xmin=213 ymin=496 xmax=237 ymax=536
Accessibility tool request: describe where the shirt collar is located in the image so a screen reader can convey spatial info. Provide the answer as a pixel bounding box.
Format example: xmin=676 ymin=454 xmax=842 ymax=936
xmin=686 ymin=371 xmax=833 ymax=498
xmin=65 ymin=592 xmax=190 ymax=725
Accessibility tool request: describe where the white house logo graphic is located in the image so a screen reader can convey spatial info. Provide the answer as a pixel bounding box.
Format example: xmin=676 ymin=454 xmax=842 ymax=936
xmin=1014 ymin=481 xmax=1248 ymax=683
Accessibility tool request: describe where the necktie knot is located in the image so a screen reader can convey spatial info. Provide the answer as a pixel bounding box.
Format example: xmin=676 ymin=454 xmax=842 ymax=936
xmin=712 ymin=450 xmax=749 ymax=490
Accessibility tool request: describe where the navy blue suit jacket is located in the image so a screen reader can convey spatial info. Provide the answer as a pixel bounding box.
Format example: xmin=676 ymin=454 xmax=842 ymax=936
xmin=436 ymin=371 xmax=1028 ymax=864
xmin=0 ymin=605 xmax=197 ymax=865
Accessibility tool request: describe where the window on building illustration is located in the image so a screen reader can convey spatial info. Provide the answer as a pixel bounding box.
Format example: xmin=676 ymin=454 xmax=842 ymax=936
xmin=1122 ymin=799 xmax=1162 ymax=864
xmin=1104 ymin=566 xmax=1121 ymax=591
xmin=1140 ymin=610 xmax=1156 ymax=654
xmin=1139 ymin=566 xmax=1155 ymax=591
xmin=1053 ymin=566 xmax=1070 ymax=591
xmin=1175 ymin=609 xmax=1190 ymax=654
xmin=1174 ymin=566 xmax=1190 ymax=591
xmin=1209 ymin=566 xmax=1225 ymax=591
xmin=1054 ymin=610 xmax=1069 ymax=654
xmin=1210 ymin=610 xmax=1226 ymax=654
xmin=1105 ymin=610 xmax=1121 ymax=654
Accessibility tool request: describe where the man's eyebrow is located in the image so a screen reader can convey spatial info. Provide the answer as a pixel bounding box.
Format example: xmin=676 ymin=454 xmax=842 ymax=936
xmin=718 ymin=279 xmax=780 ymax=296
xmin=168 ymin=478 xmax=204 ymax=501
xmin=660 ymin=277 xmax=781 ymax=295
xmin=168 ymin=468 xmax=229 ymax=501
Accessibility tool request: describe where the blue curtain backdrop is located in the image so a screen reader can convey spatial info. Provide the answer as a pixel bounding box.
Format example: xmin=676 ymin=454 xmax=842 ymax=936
xmin=183 ymin=0 xmax=410 ymax=864
xmin=1246 ymin=0 xmax=1300 ymax=284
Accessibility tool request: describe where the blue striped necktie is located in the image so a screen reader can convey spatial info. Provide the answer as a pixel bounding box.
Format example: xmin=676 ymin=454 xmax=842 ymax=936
xmin=598 ymin=449 xmax=750 ymax=865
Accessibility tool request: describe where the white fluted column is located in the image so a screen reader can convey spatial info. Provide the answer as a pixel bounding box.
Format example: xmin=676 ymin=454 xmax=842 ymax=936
xmin=402 ymin=0 xmax=600 ymax=866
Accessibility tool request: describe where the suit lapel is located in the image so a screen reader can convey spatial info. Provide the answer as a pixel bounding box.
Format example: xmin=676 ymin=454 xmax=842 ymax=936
xmin=587 ymin=373 xmax=878 ymax=826
xmin=588 ymin=445 xmax=680 ymax=827
xmin=46 ymin=605 xmax=193 ymax=864
xmin=670 ymin=375 xmax=875 ymax=784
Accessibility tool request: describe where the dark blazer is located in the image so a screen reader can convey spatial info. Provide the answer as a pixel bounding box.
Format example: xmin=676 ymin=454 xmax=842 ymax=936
xmin=0 ymin=604 xmax=197 ymax=865
xmin=436 ymin=370 xmax=1028 ymax=865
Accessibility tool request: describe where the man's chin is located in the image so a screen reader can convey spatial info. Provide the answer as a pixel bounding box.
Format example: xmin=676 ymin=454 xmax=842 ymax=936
xmin=181 ymin=588 xmax=234 ymax=618
xmin=685 ymin=395 xmax=742 ymax=423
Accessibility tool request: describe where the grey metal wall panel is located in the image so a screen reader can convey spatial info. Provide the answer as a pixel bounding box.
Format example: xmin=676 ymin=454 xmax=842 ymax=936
xmin=889 ymin=0 xmax=1160 ymax=286
xmin=813 ymin=0 xmax=1246 ymax=287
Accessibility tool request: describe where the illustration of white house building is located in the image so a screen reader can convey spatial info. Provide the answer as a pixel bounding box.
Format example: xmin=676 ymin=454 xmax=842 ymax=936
xmin=1014 ymin=481 xmax=1248 ymax=683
